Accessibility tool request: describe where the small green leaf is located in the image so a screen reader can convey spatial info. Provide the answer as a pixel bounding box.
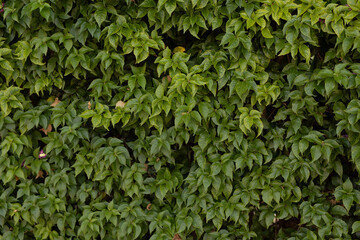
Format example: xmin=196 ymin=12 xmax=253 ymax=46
xmin=95 ymin=8 xmax=107 ymax=27
xmin=286 ymin=28 xmax=298 ymax=45
xmin=311 ymin=145 xmax=321 ymax=161
xmin=261 ymin=28 xmax=273 ymax=38
xmin=15 ymin=168 xmax=25 ymax=179
xmin=352 ymin=221 xmax=360 ymax=234
xmin=342 ymin=196 xmax=354 ymax=212
xmin=91 ymin=115 xmax=102 ymax=128
xmin=165 ymin=0 xmax=176 ymax=15
xmin=299 ymin=139 xmax=309 ymax=154
xmin=332 ymin=20 xmax=344 ymax=37
xmin=80 ymin=110 xmax=96 ymax=119
xmin=155 ymin=84 xmax=165 ymax=98
xmin=4 ymin=170 xmax=14 ymax=184
xmin=40 ymin=7 xmax=51 ymax=21
xmin=299 ymin=44 xmax=311 ymax=63
xmin=342 ymin=37 xmax=353 ymax=54
xmin=343 ymin=178 xmax=353 ymax=193
xmin=0 ymin=60 xmax=14 ymax=71
xmin=352 ymin=145 xmax=360 ymax=173
xmin=325 ymin=79 xmax=336 ymax=95
xmin=262 ymin=189 xmax=273 ymax=205
xmin=198 ymin=102 xmax=210 ymax=119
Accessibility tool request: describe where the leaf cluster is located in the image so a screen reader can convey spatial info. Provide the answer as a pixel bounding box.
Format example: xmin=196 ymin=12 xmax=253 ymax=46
xmin=1 ymin=0 xmax=360 ymax=239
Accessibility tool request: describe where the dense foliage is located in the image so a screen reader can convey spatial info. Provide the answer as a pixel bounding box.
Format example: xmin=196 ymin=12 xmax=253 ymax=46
xmin=1 ymin=0 xmax=360 ymax=239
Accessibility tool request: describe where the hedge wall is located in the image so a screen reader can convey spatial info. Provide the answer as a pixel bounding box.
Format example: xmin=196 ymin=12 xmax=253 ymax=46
xmin=1 ymin=0 xmax=360 ymax=239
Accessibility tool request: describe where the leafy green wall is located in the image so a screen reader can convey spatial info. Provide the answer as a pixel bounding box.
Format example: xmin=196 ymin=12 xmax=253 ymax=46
xmin=1 ymin=0 xmax=360 ymax=239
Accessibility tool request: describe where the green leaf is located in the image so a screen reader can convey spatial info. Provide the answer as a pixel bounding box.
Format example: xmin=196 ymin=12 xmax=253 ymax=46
xmin=198 ymin=102 xmax=210 ymax=119
xmin=192 ymin=0 xmax=199 ymax=7
xmin=262 ymin=189 xmax=273 ymax=205
xmin=192 ymin=214 xmax=203 ymax=231
xmin=15 ymin=168 xmax=25 ymax=179
xmin=243 ymin=116 xmax=253 ymax=131
xmin=332 ymin=20 xmax=344 ymax=37
xmin=342 ymin=37 xmax=353 ymax=53
xmin=265 ymin=211 xmax=274 ymax=228
xmin=343 ymin=196 xmax=353 ymax=212
xmin=343 ymin=178 xmax=353 ymax=193
xmin=331 ymin=205 xmax=347 ymax=216
xmin=165 ymin=0 xmax=176 ymax=15
xmin=293 ymin=186 xmax=302 ymax=200
xmin=64 ymin=39 xmax=73 ymax=52
xmin=235 ymin=81 xmax=250 ymax=96
xmin=293 ymin=74 xmax=308 ymax=86
xmin=203 ymin=176 xmax=212 ymax=190
xmin=95 ymin=8 xmax=107 ymax=27
xmin=212 ymin=217 xmax=223 ymax=231
xmin=324 ymin=49 xmax=336 ymax=63
xmin=155 ymin=84 xmax=165 ymax=98
xmin=158 ymin=0 xmax=167 ymax=9
xmin=352 ymin=221 xmax=360 ymax=234
xmin=352 ymin=145 xmax=360 ymax=172
xmin=286 ymin=28 xmax=298 ymax=45
xmin=299 ymin=44 xmax=311 ymax=63
xmin=211 ymin=162 xmax=221 ymax=176
xmin=261 ymin=28 xmax=273 ymax=38
xmin=80 ymin=110 xmax=96 ymax=119
xmin=135 ymin=49 xmax=149 ymax=63
xmin=299 ymin=139 xmax=309 ymax=154
xmin=324 ymin=79 xmax=335 ymax=96
xmin=0 ymin=60 xmax=14 ymax=71
xmin=311 ymin=145 xmax=321 ymax=161
xmin=198 ymin=133 xmax=210 ymax=151
xmin=91 ymin=115 xmax=102 ymax=128
xmin=4 ymin=169 xmax=14 ymax=184
xmin=40 ymin=7 xmax=51 ymax=21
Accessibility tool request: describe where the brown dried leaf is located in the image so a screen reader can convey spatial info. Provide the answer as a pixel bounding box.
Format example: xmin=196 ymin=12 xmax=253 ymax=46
xmin=146 ymin=203 xmax=152 ymax=211
xmin=167 ymin=75 xmax=172 ymax=82
xmin=36 ymin=170 xmax=44 ymax=179
xmin=116 ymin=101 xmax=126 ymax=108
xmin=40 ymin=124 xmax=52 ymax=135
xmin=50 ymin=97 xmax=61 ymax=107
xmin=173 ymin=234 xmax=181 ymax=240
xmin=88 ymin=101 xmax=92 ymax=110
